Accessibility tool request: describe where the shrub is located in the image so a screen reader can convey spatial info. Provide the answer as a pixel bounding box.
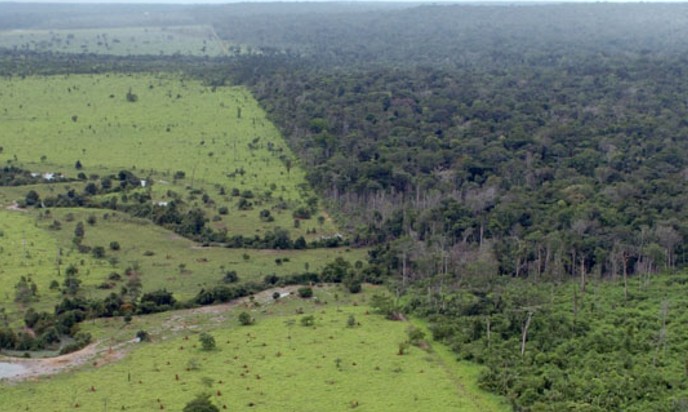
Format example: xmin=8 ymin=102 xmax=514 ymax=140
xmin=199 ymin=332 xmax=216 ymax=351
xmin=238 ymin=311 xmax=254 ymax=326
xmin=298 ymin=287 xmax=313 ymax=299
xmin=109 ymin=241 xmax=120 ymax=251
xmin=222 ymin=271 xmax=239 ymax=284
xmin=348 ymin=281 xmax=362 ymax=294
xmin=136 ymin=330 xmax=150 ymax=342
xmin=347 ymin=315 xmax=357 ymax=328
xmin=300 ymin=315 xmax=315 ymax=327
xmin=92 ymin=246 xmax=106 ymax=259
xmin=183 ymin=393 xmax=219 ymax=412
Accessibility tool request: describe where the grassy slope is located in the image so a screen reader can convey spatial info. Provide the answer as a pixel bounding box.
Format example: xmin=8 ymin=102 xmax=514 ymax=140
xmin=1 ymin=286 xmax=508 ymax=411
xmin=0 ymin=207 xmax=365 ymax=323
xmin=0 ymin=73 xmax=338 ymax=237
xmin=0 ymin=72 xmax=351 ymax=323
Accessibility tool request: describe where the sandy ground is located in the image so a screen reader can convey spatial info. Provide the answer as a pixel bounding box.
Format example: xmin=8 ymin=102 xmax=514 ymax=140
xmin=5 ymin=202 xmax=26 ymax=212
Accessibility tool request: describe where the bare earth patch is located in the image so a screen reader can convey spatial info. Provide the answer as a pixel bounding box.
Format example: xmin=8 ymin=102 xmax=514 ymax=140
xmin=0 ymin=286 xmax=300 ymax=383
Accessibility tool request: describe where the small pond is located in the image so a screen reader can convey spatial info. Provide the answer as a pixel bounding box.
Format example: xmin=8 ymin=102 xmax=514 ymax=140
xmin=0 ymin=362 xmax=26 ymax=379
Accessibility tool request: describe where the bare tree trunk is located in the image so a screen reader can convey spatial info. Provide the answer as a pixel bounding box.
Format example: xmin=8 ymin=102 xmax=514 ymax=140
xmin=580 ymin=255 xmax=586 ymax=294
xmin=521 ymin=311 xmax=533 ymax=358
xmin=623 ymin=253 xmax=629 ymax=301
xmin=402 ymin=250 xmax=407 ymax=288
xmin=486 ymin=316 xmax=492 ymax=349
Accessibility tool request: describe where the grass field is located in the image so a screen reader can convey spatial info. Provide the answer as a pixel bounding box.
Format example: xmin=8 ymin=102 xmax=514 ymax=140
xmin=0 ymin=25 xmax=230 ymax=57
xmin=0 ymin=207 xmax=365 ymax=325
xmin=0 ymin=72 xmax=352 ymax=325
xmin=0 ymin=73 xmax=338 ymax=239
xmin=0 ymin=286 xmax=509 ymax=411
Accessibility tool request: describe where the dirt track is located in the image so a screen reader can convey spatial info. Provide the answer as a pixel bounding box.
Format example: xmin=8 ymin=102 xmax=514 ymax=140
xmin=0 ymin=285 xmax=301 ymax=383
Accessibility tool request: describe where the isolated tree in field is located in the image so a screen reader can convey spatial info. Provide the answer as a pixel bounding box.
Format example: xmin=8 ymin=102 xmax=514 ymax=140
xmin=14 ymin=276 xmax=38 ymax=303
xmin=222 ymin=270 xmax=239 ymax=283
xmin=238 ymin=311 xmax=254 ymax=326
xmin=199 ymin=332 xmax=216 ymax=351
xmin=74 ymin=222 xmax=85 ymax=239
xmin=298 ymin=287 xmax=313 ymax=298
xmin=126 ymin=88 xmax=138 ymax=103
xmin=183 ymin=393 xmax=219 ymax=412
xmin=24 ymin=190 xmax=40 ymax=207
xmin=63 ymin=267 xmax=81 ymax=296
xmin=347 ymin=314 xmax=357 ymax=328
xmin=92 ymin=246 xmax=106 ymax=259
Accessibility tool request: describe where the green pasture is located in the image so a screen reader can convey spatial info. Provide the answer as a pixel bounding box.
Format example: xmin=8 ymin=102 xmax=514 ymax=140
xmin=0 ymin=26 xmax=229 ymax=57
xmin=1 ymin=287 xmax=507 ymax=411
xmin=0 ymin=209 xmax=104 ymax=322
xmin=0 ymin=73 xmax=339 ymax=239
xmin=0 ymin=207 xmax=365 ymax=324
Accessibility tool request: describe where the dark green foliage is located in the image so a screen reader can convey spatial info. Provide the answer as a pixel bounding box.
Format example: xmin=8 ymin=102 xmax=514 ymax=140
xmin=138 ymin=289 xmax=176 ymax=314
xmin=370 ymin=294 xmax=403 ymax=321
xmin=91 ymin=246 xmax=106 ymax=259
xmin=62 ymin=269 xmax=81 ymax=297
xmin=297 ymin=287 xmax=313 ymax=299
xmin=238 ymin=311 xmax=253 ymax=326
xmin=135 ymin=330 xmax=150 ymax=342
xmin=222 ymin=270 xmax=239 ymax=284
xmin=346 ymin=314 xmax=356 ymax=328
xmin=396 ymin=276 xmax=688 ymax=411
xmin=24 ymin=190 xmax=40 ymax=206
xmin=183 ymin=393 xmax=219 ymax=412
xmin=199 ymin=332 xmax=216 ymax=351
xmin=125 ymin=88 xmax=138 ymax=103
xmin=300 ymin=315 xmax=315 ymax=327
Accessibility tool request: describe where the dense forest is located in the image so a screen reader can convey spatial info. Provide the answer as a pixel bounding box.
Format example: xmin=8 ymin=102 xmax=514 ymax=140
xmin=3 ymin=2 xmax=688 ymax=410
xmin=206 ymin=4 xmax=688 ymax=285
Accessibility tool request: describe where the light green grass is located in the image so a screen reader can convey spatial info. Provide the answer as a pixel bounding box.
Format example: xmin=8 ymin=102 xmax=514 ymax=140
xmin=0 ymin=26 xmax=229 ymax=57
xmin=0 ymin=209 xmax=104 ymax=323
xmin=0 ymin=207 xmax=365 ymax=324
xmin=0 ymin=73 xmax=339 ymax=239
xmin=1 ymin=287 xmax=503 ymax=411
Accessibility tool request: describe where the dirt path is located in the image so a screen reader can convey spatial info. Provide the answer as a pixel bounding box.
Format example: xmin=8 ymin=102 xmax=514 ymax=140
xmin=0 ymin=342 xmax=100 ymax=382
xmin=5 ymin=202 xmax=26 ymax=212
xmin=0 ymin=285 xmax=301 ymax=383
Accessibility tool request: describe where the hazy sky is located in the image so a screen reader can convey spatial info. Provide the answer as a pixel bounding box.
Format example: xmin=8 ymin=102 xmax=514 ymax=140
xmin=3 ymin=0 xmax=681 ymax=4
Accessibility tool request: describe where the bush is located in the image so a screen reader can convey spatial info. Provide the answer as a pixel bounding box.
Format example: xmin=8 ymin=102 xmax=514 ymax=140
xmin=238 ymin=311 xmax=254 ymax=326
xmin=300 ymin=315 xmax=315 ymax=327
xmin=109 ymin=241 xmax=121 ymax=251
xmin=348 ymin=281 xmax=362 ymax=294
xmin=92 ymin=246 xmax=106 ymax=259
xmin=136 ymin=330 xmax=150 ymax=342
xmin=222 ymin=270 xmax=239 ymax=283
xmin=183 ymin=393 xmax=219 ymax=412
xmin=298 ymin=287 xmax=313 ymax=299
xmin=199 ymin=332 xmax=216 ymax=351
xmin=347 ymin=315 xmax=357 ymax=328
